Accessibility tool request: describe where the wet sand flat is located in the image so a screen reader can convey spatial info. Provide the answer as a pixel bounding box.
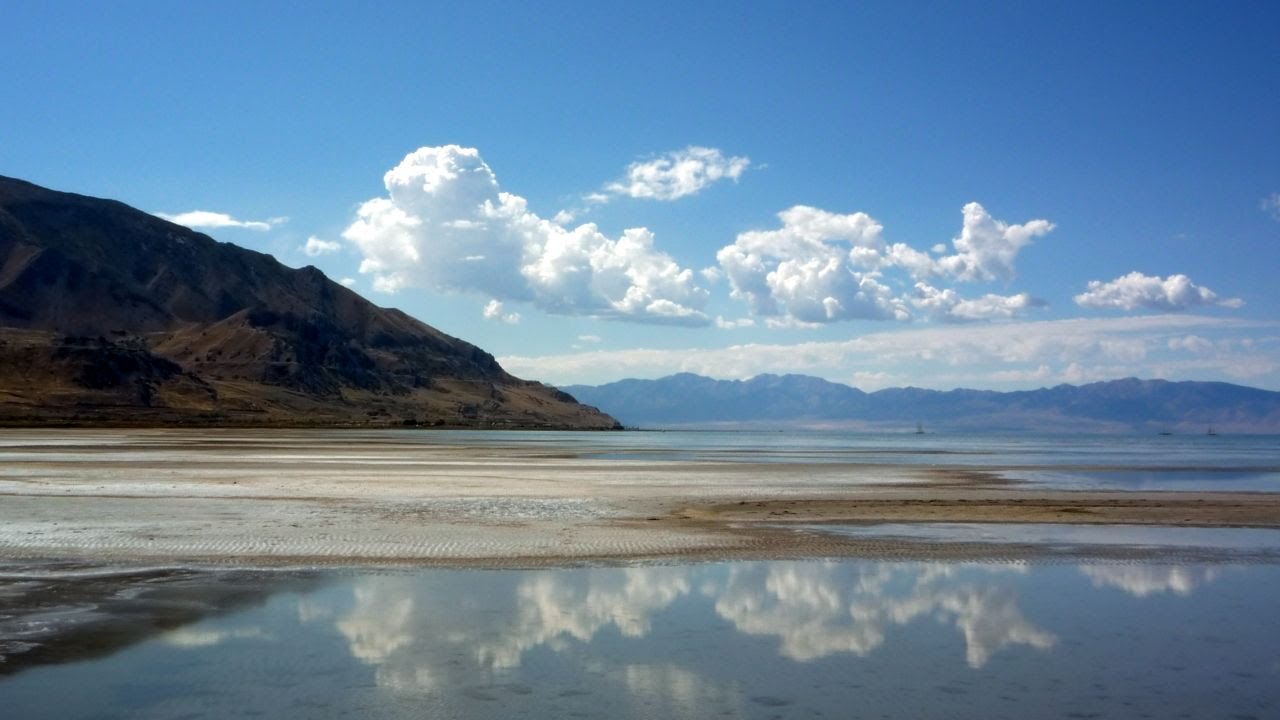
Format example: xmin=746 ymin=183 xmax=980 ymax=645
xmin=2 ymin=429 xmax=1280 ymax=566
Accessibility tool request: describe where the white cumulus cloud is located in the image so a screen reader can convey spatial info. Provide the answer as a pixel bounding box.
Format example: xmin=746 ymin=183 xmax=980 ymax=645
xmin=482 ymin=299 xmax=521 ymax=324
xmin=156 ymin=210 xmax=286 ymax=231
xmin=303 ymin=235 xmax=342 ymax=256
xmin=1074 ymin=272 xmax=1243 ymax=311
xmin=342 ymin=145 xmax=710 ymax=326
xmin=911 ymin=283 xmax=1045 ymax=322
xmin=716 ymin=205 xmax=902 ymax=323
xmin=603 ymin=146 xmax=750 ymax=201
xmin=932 ymin=203 xmax=1054 ymax=282
xmin=715 ymin=202 xmax=1052 ymax=325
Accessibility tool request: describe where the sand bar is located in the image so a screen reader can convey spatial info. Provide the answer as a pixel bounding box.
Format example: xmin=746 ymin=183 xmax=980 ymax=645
xmin=2 ymin=429 xmax=1279 ymax=566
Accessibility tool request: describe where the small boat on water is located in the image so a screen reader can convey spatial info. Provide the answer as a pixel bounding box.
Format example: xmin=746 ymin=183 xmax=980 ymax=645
xmin=1207 ymin=425 xmax=1218 ymax=436
xmin=915 ymin=422 xmax=925 ymax=435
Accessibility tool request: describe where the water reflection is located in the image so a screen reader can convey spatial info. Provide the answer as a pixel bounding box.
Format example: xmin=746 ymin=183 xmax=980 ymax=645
xmin=619 ymin=663 xmax=742 ymax=719
xmin=336 ymin=582 xmax=416 ymax=664
xmin=1080 ymin=565 xmax=1219 ymax=597
xmin=162 ymin=626 xmax=271 ymax=648
xmin=312 ymin=560 xmax=1068 ymax=699
xmin=712 ymin=562 xmax=1056 ymax=666
xmin=5 ymin=559 xmax=1278 ymax=720
xmin=315 ymin=567 xmax=699 ymax=694
xmin=0 ymin=566 xmax=312 ymax=674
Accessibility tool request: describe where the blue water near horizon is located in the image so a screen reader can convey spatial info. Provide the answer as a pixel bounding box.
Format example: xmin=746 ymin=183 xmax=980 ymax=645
xmin=10 ymin=426 xmax=1274 ymax=469
xmin=69 ymin=426 xmax=1273 ymax=491
xmin=323 ymin=427 xmax=1280 ymax=490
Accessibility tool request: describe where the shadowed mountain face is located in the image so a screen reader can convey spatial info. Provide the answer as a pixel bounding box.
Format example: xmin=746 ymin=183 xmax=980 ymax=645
xmin=562 ymin=373 xmax=1280 ymax=433
xmin=0 ymin=175 xmax=617 ymax=428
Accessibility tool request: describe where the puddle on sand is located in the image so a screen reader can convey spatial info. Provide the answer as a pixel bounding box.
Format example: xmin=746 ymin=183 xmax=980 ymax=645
xmin=2 ymin=559 xmax=1279 ymax=719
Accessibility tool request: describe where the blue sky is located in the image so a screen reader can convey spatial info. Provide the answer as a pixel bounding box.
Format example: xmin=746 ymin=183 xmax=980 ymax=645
xmin=4 ymin=1 xmax=1278 ymax=389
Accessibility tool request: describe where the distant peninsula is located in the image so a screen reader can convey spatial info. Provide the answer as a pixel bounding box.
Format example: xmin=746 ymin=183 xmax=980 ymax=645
xmin=0 ymin=175 xmax=618 ymax=429
xmin=562 ymin=373 xmax=1280 ymax=433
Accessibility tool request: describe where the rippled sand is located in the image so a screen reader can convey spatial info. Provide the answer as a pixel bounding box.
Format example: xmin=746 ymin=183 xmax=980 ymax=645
xmin=2 ymin=429 xmax=1280 ymax=567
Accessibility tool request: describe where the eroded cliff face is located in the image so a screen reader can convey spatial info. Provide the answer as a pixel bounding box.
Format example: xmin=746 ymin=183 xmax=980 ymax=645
xmin=0 ymin=175 xmax=617 ymax=428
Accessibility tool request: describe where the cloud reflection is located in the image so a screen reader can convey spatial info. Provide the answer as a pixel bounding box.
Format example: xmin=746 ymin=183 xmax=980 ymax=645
xmin=477 ymin=567 xmax=692 ymax=668
xmin=335 ymin=582 xmax=416 ymax=663
xmin=620 ymin=663 xmax=742 ymax=719
xmin=312 ymin=559 xmax=1075 ymax=709
xmin=711 ymin=562 xmax=1055 ymax=667
xmin=1079 ymin=565 xmax=1219 ymax=597
xmin=302 ymin=560 xmax=1229 ymax=711
xmin=163 ymin=626 xmax=269 ymax=648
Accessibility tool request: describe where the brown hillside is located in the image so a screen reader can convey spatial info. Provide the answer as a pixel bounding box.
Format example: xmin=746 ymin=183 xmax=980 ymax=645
xmin=0 ymin=175 xmax=618 ymax=428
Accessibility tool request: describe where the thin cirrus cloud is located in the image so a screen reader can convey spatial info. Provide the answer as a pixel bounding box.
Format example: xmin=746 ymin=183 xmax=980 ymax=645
xmin=500 ymin=315 xmax=1276 ymax=388
xmin=1074 ymin=272 xmax=1244 ymax=311
xmin=156 ymin=210 xmax=286 ymax=231
xmin=598 ymin=146 xmax=750 ymax=202
xmin=1260 ymin=192 xmax=1280 ymax=221
xmin=714 ymin=202 xmax=1054 ymax=325
xmin=342 ymin=145 xmax=710 ymax=326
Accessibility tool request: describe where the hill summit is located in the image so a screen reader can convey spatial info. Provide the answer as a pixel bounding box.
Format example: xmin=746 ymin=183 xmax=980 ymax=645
xmin=0 ymin=175 xmax=617 ymax=428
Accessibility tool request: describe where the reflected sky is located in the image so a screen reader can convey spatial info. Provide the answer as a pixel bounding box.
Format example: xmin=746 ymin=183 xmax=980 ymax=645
xmin=808 ymin=523 xmax=1280 ymax=557
xmin=3 ymin=560 xmax=1279 ymax=719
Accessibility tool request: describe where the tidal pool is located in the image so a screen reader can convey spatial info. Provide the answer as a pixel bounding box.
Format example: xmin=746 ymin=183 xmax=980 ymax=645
xmin=2 ymin=559 xmax=1278 ymax=719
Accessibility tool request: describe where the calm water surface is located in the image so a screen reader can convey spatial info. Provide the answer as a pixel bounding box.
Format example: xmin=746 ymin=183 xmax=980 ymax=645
xmin=2 ymin=428 xmax=1276 ymax=490
xmin=281 ymin=429 xmax=1280 ymax=488
xmin=3 ymin=559 xmax=1278 ymax=719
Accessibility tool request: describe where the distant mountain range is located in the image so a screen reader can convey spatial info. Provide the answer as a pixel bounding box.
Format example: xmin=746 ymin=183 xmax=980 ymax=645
xmin=0 ymin=175 xmax=617 ymax=428
xmin=562 ymin=373 xmax=1280 ymax=433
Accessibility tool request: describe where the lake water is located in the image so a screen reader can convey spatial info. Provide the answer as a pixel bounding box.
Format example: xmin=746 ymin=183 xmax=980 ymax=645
xmin=569 ymin=429 xmax=1280 ymax=490
xmin=1 ymin=427 xmax=1277 ymax=491
xmin=2 ymin=429 xmax=1279 ymax=717
xmin=2 ymin=558 xmax=1279 ymax=719
xmin=444 ymin=428 xmax=1280 ymax=490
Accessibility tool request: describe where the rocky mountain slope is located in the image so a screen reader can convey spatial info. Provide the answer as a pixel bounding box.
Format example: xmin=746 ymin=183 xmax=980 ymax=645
xmin=0 ymin=175 xmax=618 ymax=428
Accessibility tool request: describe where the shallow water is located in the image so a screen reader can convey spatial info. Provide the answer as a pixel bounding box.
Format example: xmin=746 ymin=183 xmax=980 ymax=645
xmin=806 ymin=523 xmax=1280 ymax=554
xmin=2 ymin=428 xmax=1277 ymax=492
xmin=2 ymin=559 xmax=1278 ymax=719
